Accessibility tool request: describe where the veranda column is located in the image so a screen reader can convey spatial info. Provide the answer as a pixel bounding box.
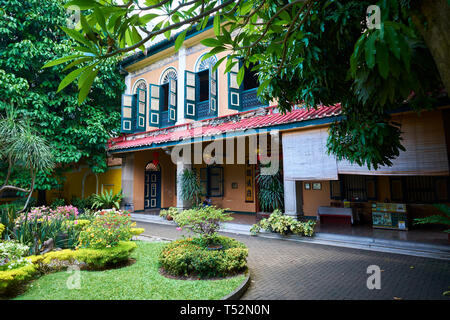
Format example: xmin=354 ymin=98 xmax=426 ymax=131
xmin=176 ymin=160 xmax=191 ymax=210
xmin=284 ymin=178 xmax=298 ymax=219
xmin=176 ymin=45 xmax=186 ymax=124
xmin=121 ymin=153 xmax=134 ymax=212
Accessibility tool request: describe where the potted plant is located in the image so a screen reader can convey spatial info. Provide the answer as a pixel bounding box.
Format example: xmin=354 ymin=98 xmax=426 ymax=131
xmin=159 ymin=207 xmax=179 ymax=221
xmin=179 ymin=168 xmax=202 ymax=207
xmin=91 ymin=189 xmax=123 ymax=210
xmin=256 ymin=170 xmax=284 ymax=219
xmin=414 ymin=204 xmax=450 ymax=241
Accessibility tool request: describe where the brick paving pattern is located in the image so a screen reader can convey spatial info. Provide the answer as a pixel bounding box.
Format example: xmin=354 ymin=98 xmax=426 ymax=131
xmin=136 ymin=221 xmax=450 ymax=300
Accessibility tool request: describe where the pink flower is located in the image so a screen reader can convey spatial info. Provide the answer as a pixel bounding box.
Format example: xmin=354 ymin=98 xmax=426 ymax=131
xmin=176 ymin=227 xmax=182 ymax=231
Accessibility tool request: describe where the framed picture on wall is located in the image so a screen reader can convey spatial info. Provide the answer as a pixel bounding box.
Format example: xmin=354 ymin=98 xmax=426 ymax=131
xmin=245 ymin=164 xmax=254 ymax=202
xmin=312 ymin=182 xmax=322 ymax=190
xmin=304 ymin=182 xmax=311 ymax=190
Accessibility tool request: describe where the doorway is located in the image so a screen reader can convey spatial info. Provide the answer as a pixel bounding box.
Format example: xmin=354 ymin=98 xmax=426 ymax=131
xmin=144 ymin=162 xmax=161 ymax=209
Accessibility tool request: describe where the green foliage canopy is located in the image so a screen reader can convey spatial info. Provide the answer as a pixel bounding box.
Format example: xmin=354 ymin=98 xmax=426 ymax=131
xmin=47 ymin=0 xmax=447 ymax=169
xmin=0 ymin=0 xmax=125 ymax=191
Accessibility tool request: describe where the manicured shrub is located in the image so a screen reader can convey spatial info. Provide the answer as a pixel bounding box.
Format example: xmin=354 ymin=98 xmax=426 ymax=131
xmin=131 ymin=228 xmax=145 ymax=236
xmin=159 ymin=236 xmax=248 ymax=278
xmin=78 ymin=209 xmax=133 ymax=249
xmin=64 ymin=219 xmax=91 ymax=230
xmin=0 ymin=241 xmax=137 ymax=295
xmin=0 ymin=263 xmax=37 ymax=295
xmin=173 ymin=206 xmax=233 ymax=245
xmin=35 ymin=241 xmax=137 ymax=270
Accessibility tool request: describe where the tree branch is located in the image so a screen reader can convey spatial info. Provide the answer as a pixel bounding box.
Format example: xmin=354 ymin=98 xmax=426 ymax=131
xmin=233 ymin=0 xmax=307 ymax=51
xmin=102 ymin=0 xmax=236 ymax=59
xmin=0 ymin=185 xmax=30 ymax=194
xmin=277 ymin=0 xmax=312 ymax=75
xmin=18 ymin=169 xmax=35 ymax=214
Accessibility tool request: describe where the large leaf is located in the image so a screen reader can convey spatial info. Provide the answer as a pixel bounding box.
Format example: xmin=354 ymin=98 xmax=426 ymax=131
xmin=78 ymin=68 xmax=99 ymax=104
xmin=364 ymin=32 xmax=377 ymax=69
xmin=174 ymin=30 xmax=187 ymax=52
xmin=57 ymin=65 xmax=91 ymax=93
xmin=376 ymin=41 xmax=390 ymax=79
xmin=42 ymin=54 xmax=85 ymax=68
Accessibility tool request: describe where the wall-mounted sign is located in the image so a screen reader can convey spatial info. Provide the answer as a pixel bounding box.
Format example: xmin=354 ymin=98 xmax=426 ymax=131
xmin=245 ymin=164 xmax=254 ymax=202
xmin=312 ymin=182 xmax=322 ymax=190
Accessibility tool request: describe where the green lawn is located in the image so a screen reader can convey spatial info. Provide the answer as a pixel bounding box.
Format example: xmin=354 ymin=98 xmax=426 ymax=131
xmin=14 ymin=241 xmax=245 ymax=300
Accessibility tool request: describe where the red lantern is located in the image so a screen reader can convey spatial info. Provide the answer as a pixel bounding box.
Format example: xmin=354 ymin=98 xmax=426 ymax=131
xmin=152 ymin=152 xmax=159 ymax=167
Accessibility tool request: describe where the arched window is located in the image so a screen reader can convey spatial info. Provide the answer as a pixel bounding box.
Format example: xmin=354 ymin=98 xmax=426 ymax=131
xmin=133 ymin=79 xmax=147 ymax=94
xmin=196 ymin=55 xmax=217 ymax=72
xmin=184 ymin=54 xmax=218 ymax=120
xmin=121 ymin=79 xmax=147 ymax=133
xmin=159 ymin=68 xmax=178 ymax=113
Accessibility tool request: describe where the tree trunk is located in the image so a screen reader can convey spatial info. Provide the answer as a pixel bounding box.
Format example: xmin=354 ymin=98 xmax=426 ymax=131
xmin=412 ymin=0 xmax=450 ymax=95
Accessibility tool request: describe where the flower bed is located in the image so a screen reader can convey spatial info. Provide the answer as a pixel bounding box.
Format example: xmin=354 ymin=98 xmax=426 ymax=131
xmin=14 ymin=241 xmax=246 ymax=300
xmin=158 ymin=206 xmax=249 ymax=278
xmin=0 ymin=241 xmax=136 ymax=295
xmin=0 ymin=205 xmax=141 ymax=297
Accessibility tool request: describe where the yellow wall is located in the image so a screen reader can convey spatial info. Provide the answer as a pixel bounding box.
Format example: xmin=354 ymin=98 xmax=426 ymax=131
xmin=192 ymin=163 xmax=256 ymax=213
xmin=302 ymin=181 xmax=331 ymax=217
xmin=45 ymin=166 xmax=122 ymax=204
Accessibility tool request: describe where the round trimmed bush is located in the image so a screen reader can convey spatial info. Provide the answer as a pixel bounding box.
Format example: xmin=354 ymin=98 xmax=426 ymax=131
xmin=159 ymin=236 xmax=248 ymax=278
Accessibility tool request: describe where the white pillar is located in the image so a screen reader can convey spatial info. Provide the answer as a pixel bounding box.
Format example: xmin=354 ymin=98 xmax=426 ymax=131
xmin=121 ymin=153 xmax=134 ymax=212
xmin=176 ymin=160 xmax=191 ymax=210
xmin=177 ymin=45 xmax=186 ymax=124
xmin=124 ymin=73 xmax=132 ymax=94
xmin=284 ymin=178 xmax=298 ymax=219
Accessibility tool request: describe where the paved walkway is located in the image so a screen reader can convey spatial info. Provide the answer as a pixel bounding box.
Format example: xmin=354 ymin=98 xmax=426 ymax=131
xmin=135 ymin=221 xmax=450 ymax=300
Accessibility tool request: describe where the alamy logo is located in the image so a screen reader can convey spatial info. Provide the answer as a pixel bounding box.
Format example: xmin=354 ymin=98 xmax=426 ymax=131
xmin=366 ymin=5 xmax=381 ymax=30
xmin=366 ymin=265 xmax=381 ymax=290
xmin=66 ymin=5 xmax=80 ymax=30
xmin=66 ymin=265 xmax=81 ymax=290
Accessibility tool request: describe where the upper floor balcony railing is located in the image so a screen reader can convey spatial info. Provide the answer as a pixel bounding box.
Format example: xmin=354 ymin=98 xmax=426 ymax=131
xmin=241 ymin=88 xmax=264 ymax=111
xmin=197 ymin=100 xmax=214 ymax=120
xmin=160 ymin=110 xmax=169 ymax=128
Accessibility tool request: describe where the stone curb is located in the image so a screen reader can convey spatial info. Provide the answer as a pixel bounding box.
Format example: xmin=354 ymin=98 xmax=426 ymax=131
xmin=221 ymin=272 xmax=251 ymax=300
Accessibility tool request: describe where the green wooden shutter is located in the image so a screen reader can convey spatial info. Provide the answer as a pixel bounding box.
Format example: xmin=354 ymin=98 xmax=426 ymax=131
xmin=136 ymin=87 xmax=147 ymax=132
xmin=121 ymin=93 xmax=136 ymax=133
xmin=149 ymin=84 xmax=160 ymax=126
xmin=209 ymin=67 xmax=218 ymax=116
xmin=227 ymin=58 xmax=242 ymax=110
xmin=185 ymin=70 xmax=196 ymax=119
xmin=168 ymin=77 xmax=177 ymax=124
